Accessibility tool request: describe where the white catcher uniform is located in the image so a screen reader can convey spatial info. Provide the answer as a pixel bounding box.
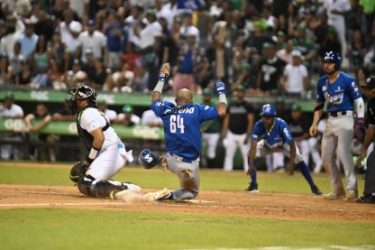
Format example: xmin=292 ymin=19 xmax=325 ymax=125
xmin=78 ymin=107 xmax=133 ymax=180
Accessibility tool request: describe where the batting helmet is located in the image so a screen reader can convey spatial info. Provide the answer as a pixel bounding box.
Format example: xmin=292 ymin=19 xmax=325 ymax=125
xmin=260 ymin=103 xmax=277 ymax=117
xmin=139 ymin=149 xmax=160 ymax=169
xmin=323 ymin=51 xmax=341 ymax=70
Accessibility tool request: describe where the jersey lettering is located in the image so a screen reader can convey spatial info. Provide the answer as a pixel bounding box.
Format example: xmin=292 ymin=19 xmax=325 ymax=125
xmin=170 ymin=115 xmax=185 ymax=134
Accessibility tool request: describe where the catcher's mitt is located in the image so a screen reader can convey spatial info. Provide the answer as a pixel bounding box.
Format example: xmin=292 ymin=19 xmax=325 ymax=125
xmin=354 ymin=118 xmax=366 ymax=143
xmin=70 ymin=161 xmax=89 ymax=183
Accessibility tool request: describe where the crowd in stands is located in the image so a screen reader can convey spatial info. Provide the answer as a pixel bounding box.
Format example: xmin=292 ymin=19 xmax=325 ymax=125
xmin=0 ymin=0 xmax=373 ymax=97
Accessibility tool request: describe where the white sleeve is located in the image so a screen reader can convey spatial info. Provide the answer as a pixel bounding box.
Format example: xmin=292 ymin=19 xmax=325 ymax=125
xmin=301 ymin=65 xmax=308 ymax=77
xmin=80 ymin=108 xmax=106 ymax=132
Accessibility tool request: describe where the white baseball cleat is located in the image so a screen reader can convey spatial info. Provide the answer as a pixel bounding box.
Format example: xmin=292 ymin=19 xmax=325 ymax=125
xmin=143 ymin=188 xmax=172 ymax=201
xmin=323 ymin=192 xmax=345 ymax=200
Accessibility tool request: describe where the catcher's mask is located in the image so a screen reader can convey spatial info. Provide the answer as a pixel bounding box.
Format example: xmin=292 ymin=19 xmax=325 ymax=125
xmin=69 ymin=83 xmax=97 ymax=113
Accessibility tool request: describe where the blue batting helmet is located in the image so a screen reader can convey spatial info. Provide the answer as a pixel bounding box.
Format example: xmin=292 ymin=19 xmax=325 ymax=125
xmin=139 ymin=149 xmax=160 ymax=169
xmin=323 ymin=51 xmax=341 ymax=70
xmin=260 ymin=104 xmax=277 ymax=117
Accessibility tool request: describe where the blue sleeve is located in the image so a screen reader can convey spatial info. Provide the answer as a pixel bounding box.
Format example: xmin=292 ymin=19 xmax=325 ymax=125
xmin=198 ymin=104 xmax=219 ymax=122
xmin=346 ymin=78 xmax=362 ymax=100
xmin=251 ymin=121 xmax=263 ymax=141
xmin=280 ymin=121 xmax=294 ymax=144
xmin=316 ymin=78 xmax=325 ymax=103
xmin=151 ymin=99 xmax=174 ymax=117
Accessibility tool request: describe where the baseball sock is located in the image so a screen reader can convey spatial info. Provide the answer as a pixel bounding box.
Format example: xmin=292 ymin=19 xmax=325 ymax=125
xmin=250 ymin=169 xmax=257 ymax=185
xmin=297 ymin=161 xmax=315 ymax=187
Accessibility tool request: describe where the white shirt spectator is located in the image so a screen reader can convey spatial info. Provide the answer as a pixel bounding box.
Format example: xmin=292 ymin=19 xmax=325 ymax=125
xmin=104 ymin=108 xmax=117 ymax=122
xmin=77 ymin=30 xmax=106 ymax=62
xmin=141 ymin=109 xmax=162 ymax=127
xmin=139 ymin=21 xmax=162 ymax=49
xmin=283 ymin=63 xmax=308 ymax=94
xmin=117 ymin=113 xmax=141 ymax=125
xmin=0 ymin=103 xmax=24 ymax=118
xmin=60 ymin=21 xmax=81 ymax=53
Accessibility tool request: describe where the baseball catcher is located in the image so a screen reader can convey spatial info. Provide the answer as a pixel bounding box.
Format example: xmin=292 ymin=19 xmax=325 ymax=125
xmin=68 ymin=83 xmax=141 ymax=198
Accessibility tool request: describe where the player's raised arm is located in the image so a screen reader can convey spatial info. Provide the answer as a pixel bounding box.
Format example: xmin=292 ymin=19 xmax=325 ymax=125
xmin=152 ymin=63 xmax=170 ymax=102
xmin=215 ymin=81 xmax=227 ymax=117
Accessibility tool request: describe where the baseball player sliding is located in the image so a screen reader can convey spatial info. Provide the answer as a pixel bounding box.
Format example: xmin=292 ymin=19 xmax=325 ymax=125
xmin=247 ymin=104 xmax=322 ymax=195
xmin=68 ymin=84 xmax=142 ymax=198
xmin=309 ymin=51 xmax=365 ymax=201
xmin=139 ymin=63 xmax=228 ymax=201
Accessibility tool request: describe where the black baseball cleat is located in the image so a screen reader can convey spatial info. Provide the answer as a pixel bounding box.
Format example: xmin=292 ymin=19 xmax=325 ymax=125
xmin=245 ymin=183 xmax=259 ymax=193
xmin=311 ymin=185 xmax=322 ymax=195
xmin=357 ymin=195 xmax=375 ymax=204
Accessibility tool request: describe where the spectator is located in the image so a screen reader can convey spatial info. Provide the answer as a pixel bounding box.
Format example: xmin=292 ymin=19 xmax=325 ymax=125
xmin=221 ymin=86 xmax=254 ymax=172
xmin=140 ymin=109 xmax=162 ymax=128
xmin=15 ymin=60 xmax=32 ymax=86
xmin=0 ymin=92 xmax=24 ymax=160
xmin=116 ymin=105 xmax=141 ymax=127
xmin=24 ymin=103 xmax=56 ymax=161
xmin=18 ymin=19 xmax=38 ymax=60
xmin=256 ymin=42 xmax=285 ymax=95
xmin=280 ymin=50 xmax=309 ymax=98
xmin=105 ymin=11 xmax=124 ymax=70
xmin=97 ymin=101 xmax=117 ymax=123
xmin=76 ymin=19 xmax=107 ymax=64
xmin=322 ymin=0 xmax=351 ymax=63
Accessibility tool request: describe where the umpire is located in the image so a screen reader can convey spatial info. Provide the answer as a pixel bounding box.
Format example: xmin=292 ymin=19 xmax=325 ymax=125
xmin=357 ymin=76 xmax=375 ymax=203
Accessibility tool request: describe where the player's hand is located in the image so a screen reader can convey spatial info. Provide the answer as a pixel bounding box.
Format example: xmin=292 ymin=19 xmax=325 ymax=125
xmin=309 ymin=124 xmax=317 ymax=137
xmin=355 ymin=148 xmax=367 ymax=167
xmin=215 ymin=81 xmax=226 ymax=95
xmin=159 ymin=63 xmax=170 ymax=76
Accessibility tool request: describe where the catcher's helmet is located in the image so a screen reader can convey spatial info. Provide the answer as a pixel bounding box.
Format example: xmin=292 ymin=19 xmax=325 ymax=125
xmin=139 ymin=149 xmax=160 ymax=169
xmin=260 ymin=103 xmax=277 ymax=117
xmin=69 ymin=83 xmax=97 ymax=112
xmin=323 ymin=51 xmax=341 ymax=70
xmin=70 ymin=161 xmax=88 ymax=183
xmin=365 ymin=76 xmax=375 ymax=89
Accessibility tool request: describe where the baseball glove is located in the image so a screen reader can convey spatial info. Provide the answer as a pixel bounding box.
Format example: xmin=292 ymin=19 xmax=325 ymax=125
xmin=354 ymin=118 xmax=366 ymax=143
xmin=70 ymin=161 xmax=89 ymax=183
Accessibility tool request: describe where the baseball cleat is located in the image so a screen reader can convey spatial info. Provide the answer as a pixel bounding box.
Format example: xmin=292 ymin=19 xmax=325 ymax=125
xmin=245 ymin=183 xmax=259 ymax=193
xmin=344 ymin=190 xmax=358 ymax=201
xmin=143 ymin=188 xmax=172 ymax=201
xmin=356 ymin=195 xmax=375 ymax=204
xmin=323 ymin=192 xmax=345 ymax=200
xmin=311 ymin=185 xmax=322 ymax=195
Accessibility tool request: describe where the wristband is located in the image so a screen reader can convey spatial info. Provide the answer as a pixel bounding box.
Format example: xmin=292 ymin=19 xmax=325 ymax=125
xmin=86 ymin=146 xmax=101 ymax=163
xmin=153 ymin=74 xmax=167 ymax=93
xmin=219 ymin=94 xmax=227 ymax=105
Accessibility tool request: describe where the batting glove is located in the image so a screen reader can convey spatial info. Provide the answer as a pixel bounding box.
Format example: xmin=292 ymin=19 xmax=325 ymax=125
xmin=215 ymin=81 xmax=226 ymax=95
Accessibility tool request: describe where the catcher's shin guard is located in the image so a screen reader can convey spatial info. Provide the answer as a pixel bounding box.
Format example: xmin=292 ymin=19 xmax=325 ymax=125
xmin=77 ymin=175 xmax=130 ymax=198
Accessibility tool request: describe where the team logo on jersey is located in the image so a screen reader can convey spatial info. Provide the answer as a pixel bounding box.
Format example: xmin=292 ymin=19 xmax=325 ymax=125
xmin=328 ymin=93 xmax=344 ymax=104
xmin=283 ymin=127 xmax=291 ymax=138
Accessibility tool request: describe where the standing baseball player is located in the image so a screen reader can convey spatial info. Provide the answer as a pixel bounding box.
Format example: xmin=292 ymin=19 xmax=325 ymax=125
xmin=68 ymin=83 xmax=141 ymax=198
xmin=247 ymin=104 xmax=322 ymax=195
xmin=356 ymin=76 xmax=375 ymax=203
xmin=139 ymin=63 xmax=227 ymax=201
xmin=309 ymin=51 xmax=365 ymax=200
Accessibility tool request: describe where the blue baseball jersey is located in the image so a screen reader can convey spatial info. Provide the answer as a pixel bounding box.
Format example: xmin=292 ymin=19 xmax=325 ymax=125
xmin=252 ymin=117 xmax=293 ymax=148
xmin=151 ymin=99 xmax=220 ymax=160
xmin=316 ymin=72 xmax=362 ymax=112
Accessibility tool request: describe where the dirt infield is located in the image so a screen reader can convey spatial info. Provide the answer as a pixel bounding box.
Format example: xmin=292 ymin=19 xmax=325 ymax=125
xmin=0 ymin=184 xmax=374 ymax=222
